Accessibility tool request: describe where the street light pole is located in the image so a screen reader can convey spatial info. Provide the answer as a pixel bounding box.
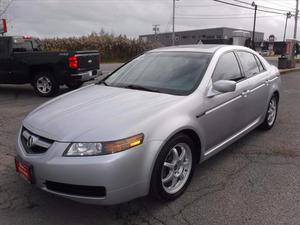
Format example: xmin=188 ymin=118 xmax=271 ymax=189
xmin=252 ymin=1 xmax=257 ymax=50
xmin=172 ymin=0 xmax=176 ymax=46
xmin=291 ymin=0 xmax=299 ymax=67
xmin=283 ymin=12 xmax=291 ymax=41
xmin=294 ymin=0 xmax=299 ymax=40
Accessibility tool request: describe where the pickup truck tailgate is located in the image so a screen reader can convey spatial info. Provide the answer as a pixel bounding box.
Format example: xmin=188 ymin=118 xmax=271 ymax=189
xmin=76 ymin=51 xmax=99 ymax=72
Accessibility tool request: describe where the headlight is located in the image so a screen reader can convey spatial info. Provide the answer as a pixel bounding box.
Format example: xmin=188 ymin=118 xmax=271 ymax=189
xmin=63 ymin=134 xmax=144 ymax=157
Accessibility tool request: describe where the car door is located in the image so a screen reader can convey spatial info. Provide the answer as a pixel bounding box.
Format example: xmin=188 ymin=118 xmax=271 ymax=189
xmin=236 ymin=51 xmax=270 ymax=124
xmin=199 ymin=51 xmax=252 ymax=153
xmin=0 ymin=37 xmax=11 ymax=83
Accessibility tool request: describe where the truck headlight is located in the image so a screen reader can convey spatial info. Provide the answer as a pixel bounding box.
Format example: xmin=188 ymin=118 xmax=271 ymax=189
xmin=63 ymin=134 xmax=144 ymax=157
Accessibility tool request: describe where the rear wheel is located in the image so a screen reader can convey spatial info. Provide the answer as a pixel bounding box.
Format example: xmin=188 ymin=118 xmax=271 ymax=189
xmin=260 ymin=95 xmax=278 ymax=130
xmin=151 ymin=134 xmax=195 ymax=201
xmin=33 ymin=72 xmax=59 ymax=97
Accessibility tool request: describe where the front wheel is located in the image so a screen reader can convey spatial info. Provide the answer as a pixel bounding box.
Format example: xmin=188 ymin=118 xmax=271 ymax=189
xmin=260 ymin=95 xmax=278 ymax=130
xmin=150 ymin=134 xmax=195 ymax=201
xmin=33 ymin=72 xmax=59 ymax=97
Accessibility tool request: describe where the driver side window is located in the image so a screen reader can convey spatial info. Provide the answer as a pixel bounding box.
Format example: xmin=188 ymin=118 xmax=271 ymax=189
xmin=212 ymin=52 xmax=243 ymax=82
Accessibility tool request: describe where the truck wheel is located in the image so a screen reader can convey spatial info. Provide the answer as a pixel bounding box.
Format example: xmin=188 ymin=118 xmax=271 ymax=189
xmin=33 ymin=72 xmax=59 ymax=97
xmin=66 ymin=81 xmax=84 ymax=90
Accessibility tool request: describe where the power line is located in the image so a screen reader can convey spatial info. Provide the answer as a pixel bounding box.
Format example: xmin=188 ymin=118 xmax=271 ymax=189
xmin=177 ymin=13 xmax=270 ymax=16
xmin=258 ymin=0 xmax=295 ymax=10
xmin=177 ymin=4 xmax=221 ymax=7
xmin=176 ymin=16 xmax=281 ymax=20
xmin=176 ymin=15 xmax=281 ymax=19
xmin=213 ymin=0 xmax=290 ymax=15
xmin=0 ymin=0 xmax=14 ymax=17
xmin=231 ymin=0 xmax=293 ymax=13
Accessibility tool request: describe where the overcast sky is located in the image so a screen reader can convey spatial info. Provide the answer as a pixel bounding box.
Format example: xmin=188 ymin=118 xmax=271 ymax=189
xmin=3 ymin=0 xmax=299 ymax=40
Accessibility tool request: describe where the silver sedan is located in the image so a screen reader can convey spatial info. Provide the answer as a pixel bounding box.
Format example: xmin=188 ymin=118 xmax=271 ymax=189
xmin=15 ymin=45 xmax=281 ymax=205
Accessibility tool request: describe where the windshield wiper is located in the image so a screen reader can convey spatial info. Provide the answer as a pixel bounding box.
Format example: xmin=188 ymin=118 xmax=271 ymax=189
xmin=124 ymin=84 xmax=161 ymax=93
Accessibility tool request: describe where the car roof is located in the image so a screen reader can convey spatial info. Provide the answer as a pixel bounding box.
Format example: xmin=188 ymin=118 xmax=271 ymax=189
xmin=149 ymin=44 xmax=252 ymax=54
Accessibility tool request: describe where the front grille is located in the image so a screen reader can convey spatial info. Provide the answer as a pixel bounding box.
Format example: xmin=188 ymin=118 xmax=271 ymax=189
xmin=21 ymin=127 xmax=54 ymax=154
xmin=45 ymin=181 xmax=106 ymax=198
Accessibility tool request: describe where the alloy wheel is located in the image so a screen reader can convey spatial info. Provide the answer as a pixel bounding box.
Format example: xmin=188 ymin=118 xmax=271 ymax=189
xmin=267 ymin=97 xmax=277 ymax=126
xmin=36 ymin=76 xmax=52 ymax=94
xmin=161 ymin=143 xmax=193 ymax=194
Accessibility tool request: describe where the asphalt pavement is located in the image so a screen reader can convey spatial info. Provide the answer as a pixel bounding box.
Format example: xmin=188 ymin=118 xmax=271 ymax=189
xmin=1 ymin=66 xmax=300 ymax=225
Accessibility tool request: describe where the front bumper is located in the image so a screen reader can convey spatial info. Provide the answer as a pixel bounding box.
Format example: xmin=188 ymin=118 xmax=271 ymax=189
xmin=16 ymin=130 xmax=163 ymax=205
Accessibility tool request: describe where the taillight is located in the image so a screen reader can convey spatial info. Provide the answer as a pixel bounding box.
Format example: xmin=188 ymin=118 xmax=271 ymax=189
xmin=68 ymin=56 xmax=78 ymax=69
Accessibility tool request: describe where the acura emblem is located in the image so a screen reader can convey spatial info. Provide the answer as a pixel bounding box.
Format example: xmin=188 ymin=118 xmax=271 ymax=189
xmin=27 ymin=136 xmax=34 ymax=148
xmin=88 ymin=59 xmax=92 ymax=64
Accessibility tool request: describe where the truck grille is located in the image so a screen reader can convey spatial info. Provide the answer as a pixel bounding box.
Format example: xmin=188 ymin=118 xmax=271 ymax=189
xmin=21 ymin=127 xmax=54 ymax=154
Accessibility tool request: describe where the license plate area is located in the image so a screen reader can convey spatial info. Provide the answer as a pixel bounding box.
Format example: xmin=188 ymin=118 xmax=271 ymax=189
xmin=15 ymin=157 xmax=34 ymax=184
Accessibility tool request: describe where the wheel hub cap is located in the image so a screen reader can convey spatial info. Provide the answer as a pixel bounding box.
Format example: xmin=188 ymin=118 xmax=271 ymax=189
xmin=161 ymin=143 xmax=192 ymax=194
xmin=267 ymin=98 xmax=277 ymax=126
xmin=36 ymin=76 xmax=52 ymax=94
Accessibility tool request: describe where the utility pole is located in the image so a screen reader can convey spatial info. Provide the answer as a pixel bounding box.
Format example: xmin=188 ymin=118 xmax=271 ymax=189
xmin=252 ymin=1 xmax=257 ymax=50
xmin=153 ymin=24 xmax=160 ymax=41
xmin=172 ymin=0 xmax=179 ymax=46
xmin=172 ymin=0 xmax=176 ymax=46
xmin=283 ymin=12 xmax=292 ymax=41
xmin=291 ymin=0 xmax=299 ymax=67
xmin=294 ymin=0 xmax=299 ymax=40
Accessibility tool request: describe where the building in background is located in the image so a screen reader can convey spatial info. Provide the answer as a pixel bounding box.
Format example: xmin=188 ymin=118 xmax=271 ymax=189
xmin=139 ymin=27 xmax=264 ymax=46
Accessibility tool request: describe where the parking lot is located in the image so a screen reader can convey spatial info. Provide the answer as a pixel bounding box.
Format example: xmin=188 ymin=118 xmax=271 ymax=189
xmin=1 ymin=66 xmax=300 ymax=225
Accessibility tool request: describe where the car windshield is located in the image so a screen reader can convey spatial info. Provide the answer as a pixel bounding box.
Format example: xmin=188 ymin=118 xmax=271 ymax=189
xmin=104 ymin=51 xmax=212 ymax=95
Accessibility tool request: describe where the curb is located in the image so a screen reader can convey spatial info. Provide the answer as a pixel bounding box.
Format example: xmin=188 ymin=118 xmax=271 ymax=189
xmin=279 ymin=67 xmax=300 ymax=74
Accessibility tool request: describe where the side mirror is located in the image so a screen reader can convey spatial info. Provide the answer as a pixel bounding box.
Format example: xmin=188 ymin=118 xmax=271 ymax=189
xmin=213 ymin=80 xmax=237 ymax=93
xmin=207 ymin=80 xmax=237 ymax=97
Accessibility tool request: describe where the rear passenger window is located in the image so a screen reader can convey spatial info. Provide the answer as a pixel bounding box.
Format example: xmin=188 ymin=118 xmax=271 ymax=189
xmin=212 ymin=52 xmax=243 ymax=82
xmin=255 ymin=55 xmax=265 ymax=72
xmin=237 ymin=52 xmax=260 ymax=77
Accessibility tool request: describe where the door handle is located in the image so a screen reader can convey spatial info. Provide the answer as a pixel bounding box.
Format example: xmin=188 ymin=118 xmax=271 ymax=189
xmin=265 ymin=80 xmax=270 ymax=86
xmin=241 ymin=90 xmax=250 ymax=97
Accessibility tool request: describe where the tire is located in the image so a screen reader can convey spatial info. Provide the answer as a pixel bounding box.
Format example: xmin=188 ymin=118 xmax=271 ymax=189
xmin=33 ymin=72 xmax=59 ymax=97
xmin=150 ymin=134 xmax=196 ymax=201
xmin=66 ymin=81 xmax=84 ymax=90
xmin=260 ymin=94 xmax=279 ymax=130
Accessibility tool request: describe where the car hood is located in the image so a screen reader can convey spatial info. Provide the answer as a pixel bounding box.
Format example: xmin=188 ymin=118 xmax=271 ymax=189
xmin=23 ymin=85 xmax=181 ymax=142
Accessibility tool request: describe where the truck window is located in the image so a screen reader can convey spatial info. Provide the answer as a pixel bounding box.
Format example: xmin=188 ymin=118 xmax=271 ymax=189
xmin=12 ymin=39 xmax=33 ymax=52
xmin=32 ymin=39 xmax=43 ymax=51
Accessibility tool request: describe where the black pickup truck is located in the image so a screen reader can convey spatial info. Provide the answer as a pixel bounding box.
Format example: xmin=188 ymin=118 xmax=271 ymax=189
xmin=0 ymin=36 xmax=100 ymax=96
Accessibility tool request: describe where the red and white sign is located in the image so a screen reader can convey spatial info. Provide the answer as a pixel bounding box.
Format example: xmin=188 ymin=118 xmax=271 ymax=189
xmin=0 ymin=19 xmax=7 ymax=34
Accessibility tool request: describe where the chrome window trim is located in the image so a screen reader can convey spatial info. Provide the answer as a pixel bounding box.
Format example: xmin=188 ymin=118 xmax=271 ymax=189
xmin=211 ymin=50 xmax=244 ymax=82
xmin=250 ymin=83 xmax=266 ymax=93
xmin=205 ymin=95 xmax=242 ymax=116
xmin=235 ymin=50 xmax=264 ymax=78
xmin=269 ymin=76 xmax=279 ymax=83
